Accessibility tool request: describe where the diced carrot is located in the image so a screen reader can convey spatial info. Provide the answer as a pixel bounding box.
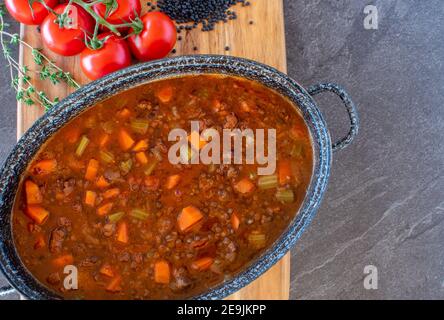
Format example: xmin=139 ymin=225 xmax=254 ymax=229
xmin=103 ymin=188 xmax=120 ymax=199
xmin=135 ymin=152 xmax=148 ymax=164
xmin=234 ymin=178 xmax=255 ymax=194
xmin=84 ymin=116 xmax=96 ymax=128
xmin=290 ymin=125 xmax=304 ymax=140
xmin=190 ymin=257 xmax=214 ymax=271
xmin=188 ymin=132 xmax=207 ymax=150
xmin=34 ymin=234 xmax=46 ymax=250
xmin=117 ymin=108 xmax=131 ymax=119
xmin=165 ymin=174 xmax=180 ymax=190
xmin=97 ymin=202 xmax=113 ymax=216
xmin=106 ymin=275 xmax=122 ymax=292
xmin=156 ymin=86 xmax=173 ymax=103
xmin=26 ymin=205 xmax=49 ymax=225
xmin=231 ymin=212 xmax=240 ymax=231
xmin=55 ymin=192 xmax=64 ymax=201
xmin=99 ymin=264 xmax=114 ymax=278
xmin=25 ymin=180 xmax=42 ymax=205
xmin=212 ymin=99 xmax=221 ymax=112
xmin=99 ymin=133 xmax=110 ymax=148
xmin=32 ymin=159 xmax=57 ymax=175
xmin=191 ymin=238 xmax=208 ymax=249
xmin=144 ymin=176 xmax=160 ymax=191
xmin=240 ymin=100 xmax=252 ymax=112
xmin=52 ymin=254 xmax=74 ymax=267
xmin=177 ymin=206 xmax=203 ymax=233
xmin=85 ymin=159 xmax=99 ymax=181
xmin=154 ymin=260 xmax=170 ymax=284
xmin=278 ymin=159 xmax=292 ymax=185
xmin=116 ymin=221 xmax=128 ymax=244
xmin=67 ymin=156 xmax=85 ymax=172
xmin=84 ymin=190 xmax=97 ymax=207
xmin=132 ymin=139 xmax=149 ymax=152
xmin=118 ymin=129 xmax=135 ymax=151
xmin=96 ymin=176 xmax=110 ymax=188
xmin=65 ymin=127 xmax=81 ymax=144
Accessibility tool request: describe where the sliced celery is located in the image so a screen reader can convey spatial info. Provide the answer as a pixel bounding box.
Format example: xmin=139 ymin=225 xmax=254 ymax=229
xmin=120 ymin=159 xmax=133 ymax=175
xmin=290 ymin=143 xmax=303 ymax=157
xmin=130 ymin=209 xmax=149 ymax=220
xmin=108 ymin=212 xmax=125 ymax=223
xmin=75 ymin=135 xmax=90 ymax=157
xmin=130 ymin=119 xmax=150 ymax=134
xmin=276 ymin=189 xmax=294 ymax=203
xmin=144 ymin=160 xmax=158 ymax=176
xmin=100 ymin=150 xmax=115 ymax=163
xmin=257 ymin=175 xmax=278 ymax=190
xmin=248 ymin=232 xmax=266 ymax=249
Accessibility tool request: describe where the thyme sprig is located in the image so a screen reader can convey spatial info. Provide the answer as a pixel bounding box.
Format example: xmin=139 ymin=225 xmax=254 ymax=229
xmin=0 ymin=0 xmax=143 ymax=111
xmin=0 ymin=5 xmax=80 ymax=110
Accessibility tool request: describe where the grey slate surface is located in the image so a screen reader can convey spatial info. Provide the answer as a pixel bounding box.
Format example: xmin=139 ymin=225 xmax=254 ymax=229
xmin=1 ymin=0 xmax=443 ymax=299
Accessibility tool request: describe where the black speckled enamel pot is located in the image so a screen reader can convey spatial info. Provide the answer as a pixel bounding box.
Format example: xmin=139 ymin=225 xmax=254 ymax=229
xmin=0 ymin=55 xmax=359 ymax=300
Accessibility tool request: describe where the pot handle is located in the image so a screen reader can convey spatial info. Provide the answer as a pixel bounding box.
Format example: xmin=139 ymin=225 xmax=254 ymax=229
xmin=307 ymin=83 xmax=359 ymax=152
xmin=0 ymin=284 xmax=15 ymax=297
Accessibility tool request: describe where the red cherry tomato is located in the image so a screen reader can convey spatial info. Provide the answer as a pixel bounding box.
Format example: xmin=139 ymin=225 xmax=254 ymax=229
xmin=80 ymin=33 xmax=132 ymax=80
xmin=93 ymin=0 xmax=141 ymax=30
xmin=41 ymin=4 xmax=94 ymax=56
xmin=127 ymin=12 xmax=176 ymax=62
xmin=5 ymin=0 xmax=58 ymax=25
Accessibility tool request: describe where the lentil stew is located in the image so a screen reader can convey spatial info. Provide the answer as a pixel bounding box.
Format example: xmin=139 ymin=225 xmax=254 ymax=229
xmin=12 ymin=74 xmax=313 ymax=299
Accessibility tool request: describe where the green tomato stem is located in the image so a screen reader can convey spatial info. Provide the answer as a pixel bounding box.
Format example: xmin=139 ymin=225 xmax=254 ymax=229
xmin=40 ymin=0 xmax=143 ymax=42
xmin=71 ymin=0 xmax=122 ymax=36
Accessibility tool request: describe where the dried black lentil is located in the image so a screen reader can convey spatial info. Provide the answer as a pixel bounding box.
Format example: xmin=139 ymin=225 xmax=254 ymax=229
xmin=155 ymin=0 xmax=250 ymax=32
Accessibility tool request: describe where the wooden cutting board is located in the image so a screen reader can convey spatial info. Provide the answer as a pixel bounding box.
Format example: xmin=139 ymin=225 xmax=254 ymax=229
xmin=17 ymin=0 xmax=289 ymax=300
